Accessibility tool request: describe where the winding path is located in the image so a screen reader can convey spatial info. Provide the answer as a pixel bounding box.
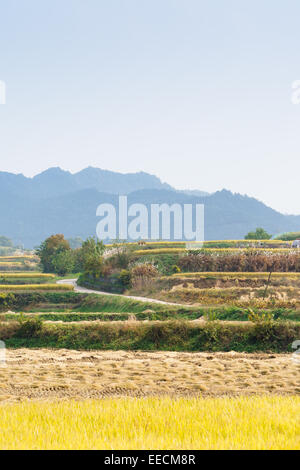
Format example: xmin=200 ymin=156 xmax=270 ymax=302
xmin=57 ymin=279 xmax=186 ymax=307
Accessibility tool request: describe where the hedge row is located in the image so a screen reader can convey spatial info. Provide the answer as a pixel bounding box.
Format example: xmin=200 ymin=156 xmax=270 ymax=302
xmin=0 ymin=320 xmax=299 ymax=352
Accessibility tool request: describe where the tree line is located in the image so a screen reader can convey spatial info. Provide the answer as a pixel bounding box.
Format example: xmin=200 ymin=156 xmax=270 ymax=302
xmin=36 ymin=234 xmax=105 ymax=276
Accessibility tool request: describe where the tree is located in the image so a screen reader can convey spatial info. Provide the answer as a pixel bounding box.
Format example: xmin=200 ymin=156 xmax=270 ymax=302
xmin=36 ymin=234 xmax=71 ymax=273
xmin=274 ymin=231 xmax=300 ymax=241
xmin=81 ymin=237 xmax=105 ymax=259
xmin=79 ymin=237 xmax=105 ymax=277
xmin=83 ymin=255 xmax=104 ymax=277
xmin=51 ymin=250 xmax=75 ymax=276
xmin=245 ymin=228 xmax=272 ymax=240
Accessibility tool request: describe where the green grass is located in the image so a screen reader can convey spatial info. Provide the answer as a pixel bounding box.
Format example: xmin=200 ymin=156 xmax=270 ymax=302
xmin=0 ymin=292 xmax=85 ymax=313
xmin=2 ymin=306 xmax=300 ymax=323
xmin=74 ymin=293 xmax=195 ymax=314
xmin=55 ymin=273 xmax=80 ymax=281
xmin=2 ymin=312 xmax=132 ymax=322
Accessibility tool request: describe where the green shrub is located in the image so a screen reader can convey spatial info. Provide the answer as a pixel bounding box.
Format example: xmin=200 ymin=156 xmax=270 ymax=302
xmin=17 ymin=318 xmax=43 ymax=338
xmin=245 ymin=228 xmax=272 ymax=240
xmin=247 ymin=308 xmax=274 ymax=324
xmin=275 ymin=231 xmax=300 ymax=241
xmin=77 ymin=273 xmax=125 ymax=294
xmin=118 ymin=270 xmax=132 ymax=289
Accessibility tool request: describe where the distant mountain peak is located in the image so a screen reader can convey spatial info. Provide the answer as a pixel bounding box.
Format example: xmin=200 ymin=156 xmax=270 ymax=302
xmin=0 ymin=167 xmax=299 ymax=247
xmin=35 ymin=167 xmax=72 ymax=178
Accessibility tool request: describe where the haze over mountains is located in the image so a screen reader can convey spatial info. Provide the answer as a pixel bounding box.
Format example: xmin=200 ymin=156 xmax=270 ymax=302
xmin=0 ymin=167 xmax=299 ymax=248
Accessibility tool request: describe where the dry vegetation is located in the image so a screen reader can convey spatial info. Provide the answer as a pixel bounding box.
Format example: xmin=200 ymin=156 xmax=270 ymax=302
xmin=0 ymin=349 xmax=298 ymax=402
xmin=128 ymin=275 xmax=300 ymax=308
xmin=177 ymin=250 xmax=300 ymax=272
xmin=158 ymin=284 xmax=300 ymax=307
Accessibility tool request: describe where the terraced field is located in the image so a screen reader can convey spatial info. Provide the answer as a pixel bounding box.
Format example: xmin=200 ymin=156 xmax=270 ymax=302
xmin=0 ymin=254 xmax=39 ymax=272
xmin=0 ymin=243 xmax=299 ymax=450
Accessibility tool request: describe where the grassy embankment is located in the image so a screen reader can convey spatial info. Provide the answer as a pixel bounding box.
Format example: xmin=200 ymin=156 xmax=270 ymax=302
xmin=1 ymin=291 xmax=300 ymax=321
xmin=0 ymin=317 xmax=299 ymax=352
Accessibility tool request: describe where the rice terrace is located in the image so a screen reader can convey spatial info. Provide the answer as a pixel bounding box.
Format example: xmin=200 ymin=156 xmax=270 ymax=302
xmin=2 ymin=2 xmax=300 ymax=453
xmin=0 ymin=236 xmax=299 ymax=450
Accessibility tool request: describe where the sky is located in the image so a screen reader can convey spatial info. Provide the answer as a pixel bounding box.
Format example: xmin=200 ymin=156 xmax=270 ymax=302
xmin=0 ymin=0 xmax=300 ymax=214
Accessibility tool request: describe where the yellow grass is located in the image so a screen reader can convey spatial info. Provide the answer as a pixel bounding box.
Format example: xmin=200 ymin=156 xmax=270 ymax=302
xmin=106 ymin=240 xmax=290 ymax=247
xmin=0 ymin=262 xmax=22 ymax=267
xmin=0 ymin=256 xmax=36 ymax=260
xmin=135 ymin=248 xmax=294 ymax=255
xmin=0 ymin=283 xmax=73 ymax=291
xmin=0 ymin=396 xmax=298 ymax=449
xmin=135 ymin=248 xmax=185 ymax=254
xmin=0 ymin=273 xmax=55 ymax=278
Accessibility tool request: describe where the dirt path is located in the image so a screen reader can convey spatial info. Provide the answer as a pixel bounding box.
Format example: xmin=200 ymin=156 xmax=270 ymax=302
xmin=57 ymin=279 xmax=186 ymax=307
xmin=0 ymin=349 xmax=298 ymax=402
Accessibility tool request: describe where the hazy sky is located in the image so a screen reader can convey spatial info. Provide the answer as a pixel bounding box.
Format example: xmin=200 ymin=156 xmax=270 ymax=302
xmin=0 ymin=0 xmax=300 ymax=214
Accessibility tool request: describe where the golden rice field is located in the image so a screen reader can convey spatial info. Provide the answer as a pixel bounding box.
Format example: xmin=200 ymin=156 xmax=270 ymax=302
xmin=0 ymin=273 xmax=55 ymax=279
xmin=134 ymin=248 xmax=295 ymax=255
xmin=0 ymin=283 xmax=73 ymax=291
xmin=106 ymin=239 xmax=291 ymax=247
xmin=0 ymin=262 xmax=22 ymax=267
xmin=0 ymin=396 xmax=298 ymax=450
xmin=0 ymin=256 xmax=36 ymax=261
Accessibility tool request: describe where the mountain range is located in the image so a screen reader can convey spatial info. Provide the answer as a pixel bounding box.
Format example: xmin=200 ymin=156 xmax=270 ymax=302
xmin=0 ymin=167 xmax=299 ymax=248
